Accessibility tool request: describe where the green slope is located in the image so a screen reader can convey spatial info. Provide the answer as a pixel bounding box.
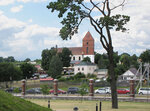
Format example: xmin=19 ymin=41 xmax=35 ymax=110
xmin=0 ymin=90 xmax=52 ymax=111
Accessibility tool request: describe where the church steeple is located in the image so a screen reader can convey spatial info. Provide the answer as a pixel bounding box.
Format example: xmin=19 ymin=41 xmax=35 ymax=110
xmin=82 ymin=31 xmax=94 ymax=55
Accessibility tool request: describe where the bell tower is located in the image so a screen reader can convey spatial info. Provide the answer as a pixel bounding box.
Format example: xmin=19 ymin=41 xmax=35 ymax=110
xmin=82 ymin=31 xmax=94 ymax=55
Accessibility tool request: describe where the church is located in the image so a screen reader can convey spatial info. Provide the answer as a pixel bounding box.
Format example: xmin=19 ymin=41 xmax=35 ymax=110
xmin=57 ymin=31 xmax=95 ymax=64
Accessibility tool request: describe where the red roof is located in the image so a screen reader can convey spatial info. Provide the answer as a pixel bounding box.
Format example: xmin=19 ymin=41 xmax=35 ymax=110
xmin=83 ymin=31 xmax=94 ymax=41
xmin=57 ymin=47 xmax=83 ymax=55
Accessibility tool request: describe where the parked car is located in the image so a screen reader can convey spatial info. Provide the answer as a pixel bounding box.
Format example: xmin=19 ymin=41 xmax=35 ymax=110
xmin=49 ymin=89 xmax=66 ymax=94
xmin=26 ymin=88 xmax=41 ymax=94
xmin=138 ymin=87 xmax=150 ymax=95
xmin=117 ymin=88 xmax=130 ymax=94
xmin=95 ymin=87 xmax=111 ymax=94
xmin=5 ymin=87 xmax=22 ymax=93
xmin=67 ymin=87 xmax=79 ymax=94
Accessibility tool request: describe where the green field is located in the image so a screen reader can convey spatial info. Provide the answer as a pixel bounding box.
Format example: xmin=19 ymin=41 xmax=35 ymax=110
xmin=28 ymin=99 xmax=150 ymax=111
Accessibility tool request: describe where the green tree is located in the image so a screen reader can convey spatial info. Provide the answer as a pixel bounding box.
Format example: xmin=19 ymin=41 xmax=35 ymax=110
xmin=48 ymin=55 xmax=63 ymax=79
xmin=0 ymin=57 xmax=4 ymax=63
xmin=47 ymin=0 xmax=130 ymax=108
xmin=20 ymin=63 xmax=35 ymax=79
xmin=120 ymin=54 xmax=130 ymax=69
xmin=94 ymin=53 xmax=101 ymax=64
xmin=41 ymin=84 xmax=49 ymax=95
xmin=59 ymin=47 xmax=72 ymax=67
xmin=41 ymin=48 xmax=57 ymax=71
xmin=82 ymin=57 xmax=91 ymax=63
xmin=24 ymin=58 xmax=31 ymax=62
xmin=0 ymin=63 xmax=22 ymax=82
xmin=139 ymin=49 xmax=150 ymax=63
xmin=78 ymin=83 xmax=88 ymax=102
xmin=5 ymin=56 xmax=15 ymax=62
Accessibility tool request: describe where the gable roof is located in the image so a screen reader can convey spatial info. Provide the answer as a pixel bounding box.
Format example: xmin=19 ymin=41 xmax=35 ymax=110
xmin=123 ymin=68 xmax=141 ymax=77
xmin=83 ymin=31 xmax=94 ymax=41
xmin=57 ymin=47 xmax=83 ymax=55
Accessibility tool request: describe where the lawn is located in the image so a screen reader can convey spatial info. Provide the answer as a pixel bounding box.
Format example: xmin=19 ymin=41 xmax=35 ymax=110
xmin=28 ymin=99 xmax=150 ymax=111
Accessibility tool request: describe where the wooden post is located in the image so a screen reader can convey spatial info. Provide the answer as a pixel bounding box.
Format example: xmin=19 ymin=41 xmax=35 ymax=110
xmin=89 ymin=79 xmax=94 ymax=96
xmin=54 ymin=79 xmax=58 ymax=96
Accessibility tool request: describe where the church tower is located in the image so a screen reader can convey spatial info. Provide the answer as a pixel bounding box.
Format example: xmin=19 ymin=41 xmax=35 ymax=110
xmin=82 ymin=31 xmax=94 ymax=62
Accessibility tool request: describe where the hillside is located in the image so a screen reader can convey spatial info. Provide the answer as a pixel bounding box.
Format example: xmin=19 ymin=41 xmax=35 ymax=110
xmin=0 ymin=90 xmax=52 ymax=111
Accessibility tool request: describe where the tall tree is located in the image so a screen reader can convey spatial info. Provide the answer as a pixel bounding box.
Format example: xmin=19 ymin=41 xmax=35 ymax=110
xmin=41 ymin=48 xmax=57 ymax=71
xmin=20 ymin=63 xmax=36 ymax=79
xmin=48 ymin=55 xmax=63 ymax=79
xmin=59 ymin=47 xmax=72 ymax=67
xmin=82 ymin=56 xmax=91 ymax=63
xmin=139 ymin=49 xmax=150 ymax=63
xmin=47 ymin=0 xmax=130 ymax=108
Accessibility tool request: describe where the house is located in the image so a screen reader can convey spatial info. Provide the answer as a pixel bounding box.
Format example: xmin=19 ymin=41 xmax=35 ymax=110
xmin=121 ymin=68 xmax=141 ymax=81
xmin=74 ymin=61 xmax=97 ymax=75
xmin=94 ymin=69 xmax=108 ymax=79
xmin=57 ymin=31 xmax=95 ymax=63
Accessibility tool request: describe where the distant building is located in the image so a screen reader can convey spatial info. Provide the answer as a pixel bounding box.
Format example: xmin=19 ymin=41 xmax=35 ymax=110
xmin=74 ymin=61 xmax=97 ymax=75
xmin=121 ymin=68 xmax=141 ymax=80
xmin=57 ymin=31 xmax=95 ymax=63
xmin=94 ymin=69 xmax=108 ymax=79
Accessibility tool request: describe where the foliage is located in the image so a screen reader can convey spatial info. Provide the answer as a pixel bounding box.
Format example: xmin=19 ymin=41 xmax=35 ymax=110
xmin=139 ymin=49 xmax=150 ymax=63
xmin=0 ymin=90 xmax=52 ymax=111
xmin=20 ymin=63 xmax=36 ymax=79
xmin=87 ymin=74 xmax=97 ymax=79
xmin=41 ymin=48 xmax=57 ymax=71
xmin=0 ymin=56 xmax=15 ymax=63
xmin=0 ymin=63 xmax=22 ymax=82
xmin=48 ymin=55 xmax=63 ymax=79
xmin=41 ymin=84 xmax=49 ymax=95
xmin=24 ymin=58 xmax=31 ymax=62
xmin=78 ymin=83 xmax=88 ymax=99
xmin=82 ymin=57 xmax=91 ymax=62
xmin=74 ymin=72 xmax=85 ymax=79
xmin=59 ymin=47 xmax=72 ymax=67
xmin=47 ymin=0 xmax=130 ymax=108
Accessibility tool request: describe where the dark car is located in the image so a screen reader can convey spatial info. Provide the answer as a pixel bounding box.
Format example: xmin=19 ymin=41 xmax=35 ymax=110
xmin=26 ymin=88 xmax=41 ymax=94
xmin=67 ymin=87 xmax=79 ymax=94
xmin=5 ymin=87 xmax=22 ymax=93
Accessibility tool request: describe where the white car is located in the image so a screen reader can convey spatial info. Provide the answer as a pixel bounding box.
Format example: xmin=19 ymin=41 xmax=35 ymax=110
xmin=138 ymin=88 xmax=150 ymax=95
xmin=95 ymin=87 xmax=111 ymax=94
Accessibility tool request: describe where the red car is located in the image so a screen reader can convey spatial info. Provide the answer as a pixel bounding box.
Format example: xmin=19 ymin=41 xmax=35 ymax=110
xmin=49 ymin=89 xmax=66 ymax=94
xmin=117 ymin=88 xmax=130 ymax=94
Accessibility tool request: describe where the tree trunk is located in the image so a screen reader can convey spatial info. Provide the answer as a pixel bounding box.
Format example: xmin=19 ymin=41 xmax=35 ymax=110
xmin=108 ymin=46 xmax=118 ymax=109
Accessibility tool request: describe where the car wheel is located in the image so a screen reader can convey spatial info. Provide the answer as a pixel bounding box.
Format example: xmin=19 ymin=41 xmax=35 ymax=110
xmin=126 ymin=92 xmax=130 ymax=94
xmin=139 ymin=92 xmax=143 ymax=95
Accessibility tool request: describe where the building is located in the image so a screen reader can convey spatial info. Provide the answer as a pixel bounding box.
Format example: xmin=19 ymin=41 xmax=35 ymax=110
xmin=57 ymin=31 xmax=95 ymax=63
xmin=121 ymin=68 xmax=141 ymax=81
xmin=94 ymin=69 xmax=108 ymax=79
xmin=74 ymin=61 xmax=97 ymax=75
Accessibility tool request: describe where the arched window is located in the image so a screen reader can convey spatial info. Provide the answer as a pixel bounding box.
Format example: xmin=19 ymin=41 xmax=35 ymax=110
xmin=73 ymin=57 xmax=75 ymax=60
xmin=79 ymin=57 xmax=81 ymax=60
xmin=87 ymin=42 xmax=88 ymax=45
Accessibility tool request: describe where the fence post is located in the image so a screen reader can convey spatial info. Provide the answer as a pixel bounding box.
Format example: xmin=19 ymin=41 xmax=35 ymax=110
xmin=89 ymin=79 xmax=94 ymax=96
xmin=96 ymin=103 xmax=98 ymax=111
xmin=130 ymin=80 xmax=135 ymax=97
xmin=54 ymin=79 xmax=58 ymax=96
xmin=48 ymin=100 xmax=50 ymax=108
xmin=99 ymin=101 xmax=102 ymax=111
xmin=22 ymin=79 xmax=26 ymax=96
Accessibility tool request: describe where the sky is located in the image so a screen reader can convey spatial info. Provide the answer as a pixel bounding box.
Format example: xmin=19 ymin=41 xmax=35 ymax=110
xmin=0 ymin=0 xmax=150 ymax=61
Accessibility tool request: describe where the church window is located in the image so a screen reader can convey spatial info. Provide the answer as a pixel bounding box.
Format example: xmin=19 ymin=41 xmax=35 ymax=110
xmin=82 ymin=68 xmax=84 ymax=71
xmin=73 ymin=57 xmax=75 ymax=60
xmin=87 ymin=42 xmax=88 ymax=45
xmin=86 ymin=47 xmax=88 ymax=54
xmin=79 ymin=57 xmax=81 ymax=60
xmin=78 ymin=68 xmax=80 ymax=71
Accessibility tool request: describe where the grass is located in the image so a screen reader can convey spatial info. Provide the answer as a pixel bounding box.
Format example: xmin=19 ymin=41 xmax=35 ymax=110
xmin=0 ymin=90 xmax=52 ymax=111
xmin=28 ymin=99 xmax=150 ymax=111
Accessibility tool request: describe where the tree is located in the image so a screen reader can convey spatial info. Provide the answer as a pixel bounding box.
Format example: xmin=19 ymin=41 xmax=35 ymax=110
xmin=59 ymin=47 xmax=72 ymax=67
xmin=41 ymin=48 xmax=57 ymax=71
xmin=139 ymin=49 xmax=150 ymax=63
xmin=47 ymin=0 xmax=130 ymax=108
xmin=120 ymin=54 xmax=130 ymax=69
xmin=5 ymin=56 xmax=15 ymax=62
xmin=82 ymin=57 xmax=91 ymax=62
xmin=24 ymin=58 xmax=31 ymax=62
xmin=48 ymin=55 xmax=63 ymax=79
xmin=20 ymin=63 xmax=35 ymax=79
xmin=94 ymin=53 xmax=101 ymax=64
xmin=0 ymin=63 xmax=22 ymax=82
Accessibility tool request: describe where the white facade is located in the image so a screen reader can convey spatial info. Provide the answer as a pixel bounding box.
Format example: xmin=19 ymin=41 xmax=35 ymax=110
xmin=122 ymin=70 xmax=135 ymax=80
xmin=74 ymin=62 xmax=97 ymax=75
xmin=94 ymin=69 xmax=108 ymax=79
xmin=71 ymin=55 xmax=84 ymax=61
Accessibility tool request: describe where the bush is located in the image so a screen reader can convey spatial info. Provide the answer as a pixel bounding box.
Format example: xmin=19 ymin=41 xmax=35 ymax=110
xmin=74 ymin=72 xmax=85 ymax=79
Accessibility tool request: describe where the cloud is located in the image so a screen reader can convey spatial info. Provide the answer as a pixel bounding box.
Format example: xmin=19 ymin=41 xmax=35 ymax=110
xmin=10 ymin=5 xmax=23 ymax=13
xmin=0 ymin=0 xmax=14 ymax=6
